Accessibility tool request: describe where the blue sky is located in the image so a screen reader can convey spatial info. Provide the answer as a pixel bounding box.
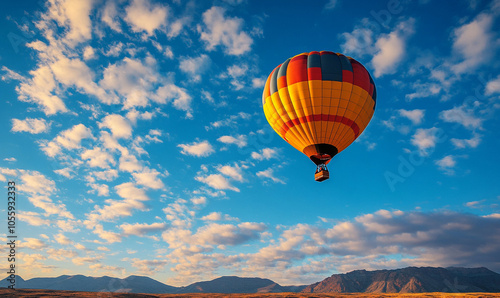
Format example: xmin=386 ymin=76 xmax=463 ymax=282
xmin=1 ymin=0 xmax=500 ymax=287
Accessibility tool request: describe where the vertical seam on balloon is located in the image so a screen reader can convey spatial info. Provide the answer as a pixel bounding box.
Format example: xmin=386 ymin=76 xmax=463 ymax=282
xmin=323 ymin=53 xmax=340 ymax=148
xmin=305 ymin=52 xmax=319 ymax=145
xmin=337 ymin=61 xmax=374 ymax=151
xmin=266 ymin=67 xmax=287 ymax=140
xmin=278 ymin=58 xmax=308 ymax=151
xmin=341 ymin=61 xmax=375 ymax=151
xmin=274 ymin=62 xmax=308 ymax=150
xmin=325 ymin=53 xmax=345 ymax=146
xmin=286 ymin=54 xmax=314 ymax=147
xmin=332 ymin=55 xmax=355 ymax=152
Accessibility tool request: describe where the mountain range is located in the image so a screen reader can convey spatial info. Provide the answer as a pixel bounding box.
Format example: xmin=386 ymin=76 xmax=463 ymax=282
xmin=1 ymin=267 xmax=499 ymax=294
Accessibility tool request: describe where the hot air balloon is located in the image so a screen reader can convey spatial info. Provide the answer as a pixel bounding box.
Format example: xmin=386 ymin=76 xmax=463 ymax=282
xmin=262 ymin=51 xmax=376 ymax=182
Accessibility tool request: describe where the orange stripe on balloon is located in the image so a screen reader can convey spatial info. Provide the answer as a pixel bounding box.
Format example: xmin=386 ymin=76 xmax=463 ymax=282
xmin=281 ymin=114 xmax=360 ymax=138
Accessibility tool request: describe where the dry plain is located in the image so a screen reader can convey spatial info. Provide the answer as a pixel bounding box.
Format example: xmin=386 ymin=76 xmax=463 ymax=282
xmin=1 ymin=289 xmax=500 ymax=298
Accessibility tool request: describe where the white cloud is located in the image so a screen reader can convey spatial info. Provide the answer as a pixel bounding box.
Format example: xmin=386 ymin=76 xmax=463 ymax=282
xmin=178 ymin=140 xmax=214 ymax=157
xmin=99 ymin=114 xmax=133 ymax=139
xmin=11 ymin=118 xmax=50 ymax=134
xmin=47 ymin=0 xmax=94 ymax=45
xmin=18 ymin=211 xmax=51 ymax=226
xmin=256 ymin=168 xmax=284 ymax=184
xmin=100 ymin=57 xmax=157 ymax=108
xmin=206 ymin=112 xmax=251 ymax=130
xmin=198 ymin=6 xmax=253 ymax=55
xmin=132 ymin=168 xmax=164 ymax=189
xmin=83 ymin=46 xmax=96 ymax=60
xmin=179 ymin=54 xmax=211 ymax=82
xmin=2 ymin=66 xmax=67 ymax=115
xmin=154 ymin=84 xmax=193 ymax=118
xmin=251 ymin=148 xmax=278 ymax=160
xmin=398 ymin=109 xmax=425 ymax=125
xmin=372 ymin=19 xmax=415 ymax=77
xmin=81 ymin=147 xmax=116 ymax=169
xmin=411 ymin=127 xmax=440 ymax=155
xmin=201 ymin=212 xmax=223 ymax=221
xmin=485 ymin=75 xmax=500 ymax=95
xmin=125 ymin=0 xmax=168 ymax=36
xmin=55 ymin=233 xmax=72 ymax=245
xmin=40 ymin=124 xmax=93 ymax=157
xmin=101 ymin=0 xmax=121 ymax=32
xmin=119 ymin=152 xmax=143 ymax=173
xmin=121 ymin=222 xmax=168 ymax=236
xmin=50 ymin=57 xmax=112 ymax=104
xmin=252 ymin=77 xmax=265 ymax=88
xmin=194 ymin=222 xmax=266 ymax=246
xmin=439 ymin=104 xmax=483 ymax=130
xmin=85 ymin=182 xmax=149 ymax=231
xmin=217 ymin=164 xmax=244 ymax=182
xmin=340 ymin=19 xmax=375 ymax=58
xmin=23 ymin=238 xmax=48 ymax=250
xmin=29 ymin=195 xmax=74 ymax=219
xmin=451 ymin=133 xmax=481 ymax=149
xmin=191 ymin=196 xmax=207 ymax=205
xmin=20 ymin=171 xmax=56 ymax=195
xmin=217 ymin=135 xmax=247 ymax=148
xmin=451 ymin=13 xmax=494 ymax=74
xmin=195 ymin=174 xmax=240 ymax=192
xmin=54 ymin=167 xmax=74 ymax=178
xmin=88 ymin=183 xmax=110 ymax=196
xmin=435 ymin=155 xmax=457 ymax=175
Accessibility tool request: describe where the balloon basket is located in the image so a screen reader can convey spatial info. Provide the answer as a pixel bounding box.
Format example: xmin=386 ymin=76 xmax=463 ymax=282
xmin=315 ymin=169 xmax=329 ymax=182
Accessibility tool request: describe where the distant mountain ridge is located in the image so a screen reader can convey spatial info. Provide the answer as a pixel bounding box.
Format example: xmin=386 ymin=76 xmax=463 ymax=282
xmin=1 ymin=267 xmax=499 ymax=294
xmin=302 ymin=267 xmax=500 ymax=293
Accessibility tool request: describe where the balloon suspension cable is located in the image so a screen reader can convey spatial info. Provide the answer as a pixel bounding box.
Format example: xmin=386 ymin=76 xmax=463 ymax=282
xmin=315 ymin=163 xmax=328 ymax=173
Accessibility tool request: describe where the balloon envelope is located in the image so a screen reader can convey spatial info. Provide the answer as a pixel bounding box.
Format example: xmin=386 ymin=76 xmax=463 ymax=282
xmin=262 ymin=51 xmax=376 ymax=166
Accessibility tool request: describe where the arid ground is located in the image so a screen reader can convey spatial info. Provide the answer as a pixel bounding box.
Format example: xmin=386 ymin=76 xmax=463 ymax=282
xmin=1 ymin=289 xmax=500 ymax=298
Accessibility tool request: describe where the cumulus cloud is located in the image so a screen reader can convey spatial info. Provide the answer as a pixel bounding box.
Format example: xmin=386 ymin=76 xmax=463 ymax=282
xmin=195 ymin=174 xmax=239 ymax=192
xmin=101 ymin=0 xmax=121 ymax=32
xmin=179 ymin=54 xmax=211 ymax=82
xmin=217 ymin=135 xmax=247 ymax=148
xmin=439 ymin=104 xmax=483 ymax=130
xmin=121 ymin=222 xmax=168 ymax=236
xmin=23 ymin=238 xmax=48 ymax=250
xmin=85 ymin=182 xmax=150 ymax=236
xmin=2 ymin=66 xmax=68 ymax=115
xmin=251 ymin=148 xmax=278 ymax=160
xmin=99 ymin=114 xmax=133 ymax=139
xmin=217 ymin=164 xmax=244 ymax=182
xmin=132 ymin=167 xmax=164 ymax=189
xmin=398 ymin=109 xmax=425 ymax=125
xmin=47 ymin=0 xmax=94 ymax=45
xmin=340 ymin=19 xmax=375 ymax=58
xmin=451 ymin=13 xmax=495 ymax=74
xmin=40 ymin=124 xmax=93 ymax=157
xmin=256 ymin=168 xmax=285 ymax=184
xmin=411 ymin=127 xmax=441 ymax=155
xmin=198 ymin=6 xmax=253 ymax=55
xmin=178 ymin=140 xmax=214 ymax=157
xmin=371 ymin=18 xmax=415 ymax=77
xmin=435 ymin=155 xmax=457 ymax=175
xmin=206 ymin=112 xmax=251 ymax=130
xmin=485 ymin=75 xmax=500 ymax=95
xmin=451 ymin=133 xmax=481 ymax=149
xmin=18 ymin=211 xmax=51 ymax=226
xmin=11 ymin=118 xmax=50 ymax=134
xmin=81 ymin=147 xmax=116 ymax=169
xmin=29 ymin=195 xmax=74 ymax=219
xmin=125 ymin=0 xmax=168 ymax=36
